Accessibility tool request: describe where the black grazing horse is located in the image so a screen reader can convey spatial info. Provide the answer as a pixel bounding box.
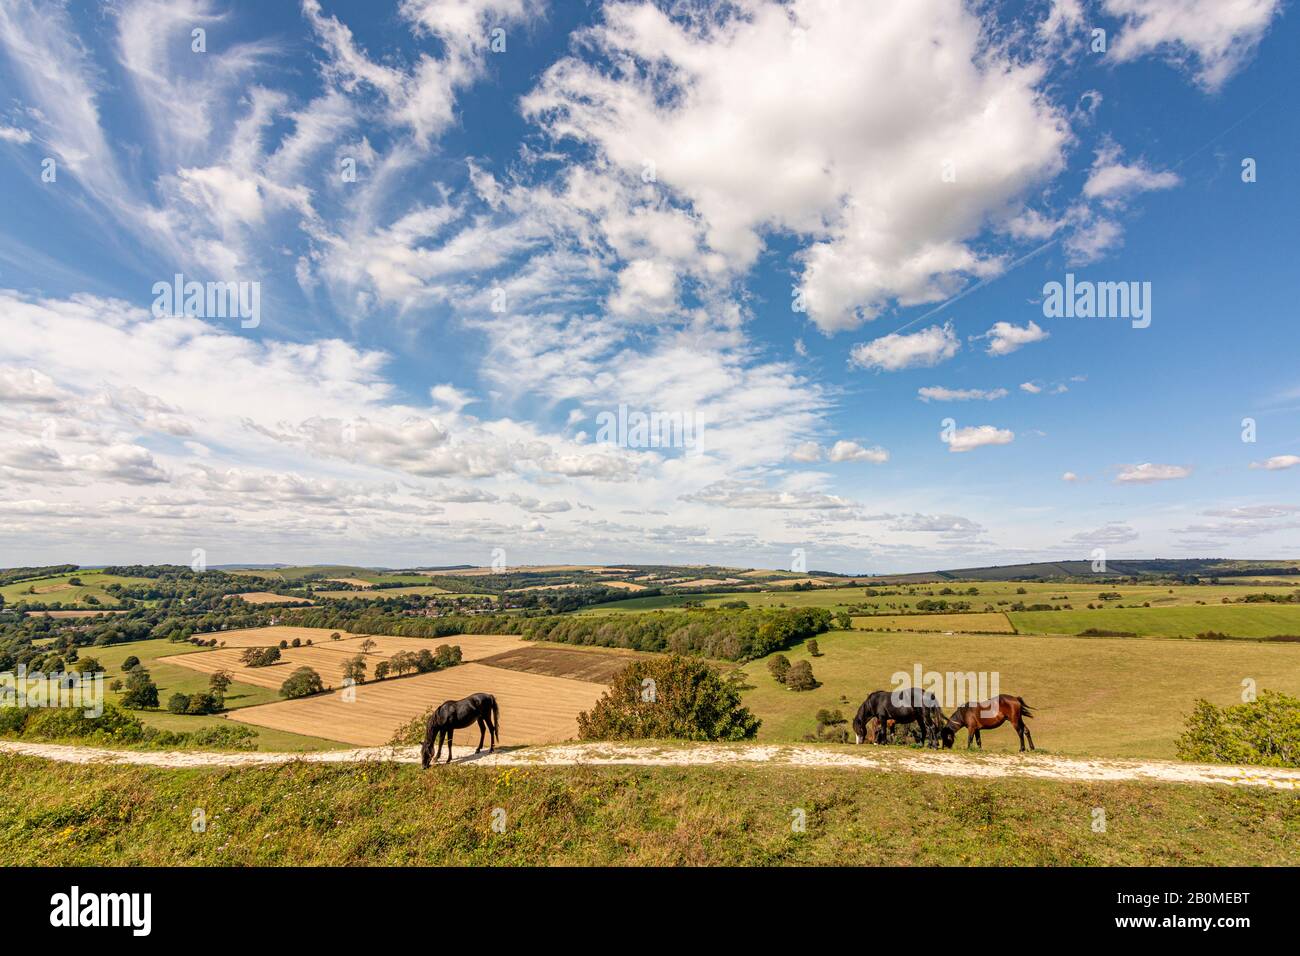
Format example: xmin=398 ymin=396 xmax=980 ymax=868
xmin=852 ymin=688 xmax=944 ymax=748
xmin=420 ymin=693 xmax=500 ymax=767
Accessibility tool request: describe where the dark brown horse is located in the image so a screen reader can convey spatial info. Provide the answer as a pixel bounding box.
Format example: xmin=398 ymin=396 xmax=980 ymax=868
xmin=420 ymin=692 xmax=500 ymax=767
xmin=853 ymin=688 xmax=944 ymax=747
xmin=940 ymin=695 xmax=1035 ymax=751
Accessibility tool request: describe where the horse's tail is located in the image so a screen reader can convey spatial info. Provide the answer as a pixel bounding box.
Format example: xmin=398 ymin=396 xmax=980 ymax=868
xmin=1017 ymin=697 xmax=1034 ymax=718
xmin=491 ymin=695 xmax=501 ymax=737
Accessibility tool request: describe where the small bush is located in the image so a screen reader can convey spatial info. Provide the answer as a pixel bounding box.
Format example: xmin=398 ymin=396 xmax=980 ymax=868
xmin=767 ymin=654 xmax=791 ymax=683
xmin=806 ymin=639 xmax=821 ymax=657
xmin=1176 ymin=690 xmax=1300 ymax=767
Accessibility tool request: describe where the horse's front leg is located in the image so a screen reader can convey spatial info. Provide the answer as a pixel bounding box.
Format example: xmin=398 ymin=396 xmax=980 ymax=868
xmin=967 ymin=728 xmax=975 ymax=749
xmin=446 ymin=729 xmax=454 ymax=763
xmin=434 ymin=729 xmax=444 ymax=763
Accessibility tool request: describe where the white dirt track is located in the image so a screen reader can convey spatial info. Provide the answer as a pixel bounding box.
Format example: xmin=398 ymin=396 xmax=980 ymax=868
xmin=3 ymin=740 xmax=1298 ymax=790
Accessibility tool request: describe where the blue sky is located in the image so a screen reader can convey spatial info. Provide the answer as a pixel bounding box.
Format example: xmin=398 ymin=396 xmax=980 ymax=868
xmin=0 ymin=0 xmax=1296 ymax=572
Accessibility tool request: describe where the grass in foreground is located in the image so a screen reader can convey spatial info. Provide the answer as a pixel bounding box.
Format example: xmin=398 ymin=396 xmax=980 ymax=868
xmin=0 ymin=754 xmax=1293 ymax=866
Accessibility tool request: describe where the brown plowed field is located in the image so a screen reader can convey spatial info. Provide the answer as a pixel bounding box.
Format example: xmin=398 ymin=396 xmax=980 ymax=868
xmin=477 ymin=645 xmax=644 ymax=684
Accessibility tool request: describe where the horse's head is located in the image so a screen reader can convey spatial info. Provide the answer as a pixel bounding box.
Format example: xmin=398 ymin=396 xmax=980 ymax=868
xmin=420 ymin=737 xmax=435 ymax=769
xmin=939 ymin=725 xmax=956 ymax=749
xmin=851 ymin=712 xmax=867 ymax=745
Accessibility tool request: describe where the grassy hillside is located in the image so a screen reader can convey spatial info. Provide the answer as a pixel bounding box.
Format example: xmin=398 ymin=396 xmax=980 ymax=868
xmin=740 ymin=629 xmax=1300 ymax=757
xmin=0 ymin=570 xmax=154 ymax=607
xmin=0 ymin=754 xmax=1293 ymax=866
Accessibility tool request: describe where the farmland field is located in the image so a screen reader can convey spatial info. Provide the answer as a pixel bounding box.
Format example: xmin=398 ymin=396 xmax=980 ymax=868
xmin=478 ymin=644 xmax=648 ymax=683
xmin=232 ymin=591 xmax=313 ymax=605
xmin=851 ymin=611 xmax=1015 ymax=633
xmin=311 ymin=585 xmax=454 ymax=599
xmin=162 ymin=630 xmax=530 ymax=690
xmin=739 ymin=628 xmax=1300 ymax=758
xmin=1009 ymin=603 xmax=1300 ymax=638
xmin=82 ymin=639 xmax=346 ymax=751
xmin=226 ymin=662 xmax=607 ymax=746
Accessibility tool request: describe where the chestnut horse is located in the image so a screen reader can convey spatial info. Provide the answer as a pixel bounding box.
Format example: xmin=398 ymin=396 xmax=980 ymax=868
xmin=940 ymin=694 xmax=1035 ymax=751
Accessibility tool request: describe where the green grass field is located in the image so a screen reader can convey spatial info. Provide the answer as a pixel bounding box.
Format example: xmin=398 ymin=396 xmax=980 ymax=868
xmin=1 ymin=755 xmax=1293 ymax=865
xmin=1010 ymin=604 xmax=1300 ymax=638
xmin=229 ymin=566 xmax=431 ymax=586
xmin=852 ymin=611 xmax=1015 ymax=632
xmin=0 ymin=571 xmax=155 ymax=607
xmin=740 ymin=628 xmax=1300 ymax=758
xmin=81 ymin=639 xmax=345 ymax=752
xmin=574 ymin=580 xmax=1300 ymax=616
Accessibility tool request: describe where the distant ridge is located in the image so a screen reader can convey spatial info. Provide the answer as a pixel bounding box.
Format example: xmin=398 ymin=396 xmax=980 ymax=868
xmin=853 ymin=558 xmax=1300 ymax=583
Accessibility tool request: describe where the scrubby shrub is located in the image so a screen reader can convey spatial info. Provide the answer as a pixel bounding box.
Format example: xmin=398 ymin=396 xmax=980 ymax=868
xmin=784 ymin=660 xmax=817 ymax=691
xmin=166 ymin=691 xmax=222 ymax=715
xmin=0 ymin=703 xmax=254 ymax=749
xmin=577 ymin=656 xmax=760 ymax=741
xmin=1176 ymin=690 xmax=1300 ymax=767
xmin=121 ymin=655 xmax=141 ymax=672
xmin=806 ymin=639 xmax=821 ymax=657
xmin=279 ymin=667 xmax=324 ymax=699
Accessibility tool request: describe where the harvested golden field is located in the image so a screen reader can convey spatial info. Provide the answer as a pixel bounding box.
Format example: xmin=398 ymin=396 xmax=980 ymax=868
xmin=478 ymin=644 xmax=645 ymax=683
xmin=324 ymin=578 xmax=374 ymax=587
xmin=851 ymin=611 xmax=1016 ymax=633
xmin=232 ymin=591 xmax=313 ymax=605
xmin=225 ymin=662 xmax=607 ymax=746
xmin=162 ymin=632 xmax=530 ymax=690
xmin=328 ymin=634 xmax=529 ymax=662
xmin=189 ymin=625 xmax=366 ymax=647
xmin=162 ymin=645 xmax=368 ymax=690
xmin=666 ymin=577 xmax=743 ymax=588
